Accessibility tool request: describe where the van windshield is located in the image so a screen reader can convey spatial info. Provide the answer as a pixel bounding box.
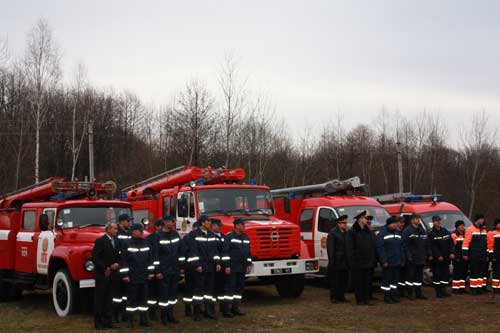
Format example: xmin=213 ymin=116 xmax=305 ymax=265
xmin=57 ymin=206 xmax=132 ymax=228
xmin=334 ymin=205 xmax=390 ymax=228
xmin=197 ymin=189 xmax=274 ymax=215
xmin=419 ymin=211 xmax=472 ymax=231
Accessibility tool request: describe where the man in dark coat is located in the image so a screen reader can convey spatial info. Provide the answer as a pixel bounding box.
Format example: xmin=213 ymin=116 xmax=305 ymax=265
xmin=211 ymin=218 xmax=226 ymax=312
xmin=347 ymin=211 xmax=376 ymax=306
xmin=428 ymin=215 xmax=455 ymax=298
xmin=146 ymin=218 xmax=164 ymax=321
xmin=327 ymin=215 xmax=349 ymax=303
xmin=183 ymin=221 xmax=200 ymax=317
xmin=92 ymin=222 xmax=120 ymax=330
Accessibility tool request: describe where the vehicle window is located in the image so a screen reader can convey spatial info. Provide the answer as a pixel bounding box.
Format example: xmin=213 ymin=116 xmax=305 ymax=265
xmin=299 ymin=209 xmax=314 ymax=232
xmin=43 ymin=209 xmax=56 ymax=227
xmin=133 ymin=209 xmax=149 ymax=224
xmin=163 ymin=196 xmax=170 ymax=216
xmin=170 ymin=197 xmax=177 ymax=217
xmin=189 ymin=193 xmax=195 ymax=218
xmin=197 ymin=189 xmax=274 ymax=215
xmin=57 ymin=206 xmax=132 ymax=228
xmin=178 ymin=193 xmax=189 ymax=218
xmin=22 ymin=211 xmax=36 ymax=230
xmin=318 ymin=208 xmax=336 ymax=233
xmin=419 ymin=211 xmax=472 ymax=232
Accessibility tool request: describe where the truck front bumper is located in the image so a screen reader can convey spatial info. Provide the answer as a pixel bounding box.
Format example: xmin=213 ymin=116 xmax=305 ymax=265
xmin=247 ymin=258 xmax=319 ymax=277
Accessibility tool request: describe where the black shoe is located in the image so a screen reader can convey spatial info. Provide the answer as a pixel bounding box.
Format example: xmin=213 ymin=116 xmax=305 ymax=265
xmin=407 ymin=288 xmax=416 ymax=301
xmin=160 ymin=309 xmax=168 ymax=325
xmin=149 ymin=308 xmax=158 ymax=321
xmin=384 ymin=294 xmax=395 ymax=304
xmin=127 ymin=314 xmax=134 ymax=328
xmin=232 ymin=303 xmax=246 ymax=316
xmin=193 ymin=305 xmax=202 ymax=321
xmin=222 ymin=303 xmax=234 ymax=318
xmin=185 ymin=304 xmax=192 ymax=317
xmin=168 ymin=307 xmax=180 ymax=324
xmin=139 ymin=313 xmax=151 ymax=327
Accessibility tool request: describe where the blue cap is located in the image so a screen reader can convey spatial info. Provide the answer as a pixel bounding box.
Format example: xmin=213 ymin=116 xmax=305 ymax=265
xmin=131 ymin=223 xmax=144 ymax=232
xmin=198 ymin=215 xmax=209 ymax=223
xmin=118 ymin=214 xmax=131 ymax=222
xmin=163 ymin=215 xmax=174 ymax=222
xmin=192 ymin=221 xmax=200 ymax=228
xmin=234 ymin=218 xmax=246 ymax=225
xmin=432 ymin=215 xmax=441 ymax=222
xmin=154 ymin=219 xmax=165 ymax=227
xmin=386 ymin=216 xmax=399 ymax=225
xmin=210 ymin=218 xmax=222 ymax=226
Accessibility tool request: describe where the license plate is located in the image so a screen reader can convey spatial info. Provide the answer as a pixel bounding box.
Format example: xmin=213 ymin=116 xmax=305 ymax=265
xmin=271 ymin=268 xmax=292 ymax=275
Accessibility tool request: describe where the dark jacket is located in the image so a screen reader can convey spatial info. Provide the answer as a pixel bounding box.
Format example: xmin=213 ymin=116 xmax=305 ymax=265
xmin=327 ymin=227 xmax=349 ymax=270
xmin=222 ymin=231 xmax=252 ymax=273
xmin=376 ymin=226 xmax=403 ymax=267
xmin=120 ymin=236 xmax=155 ymax=284
xmin=156 ymin=230 xmax=184 ymax=275
xmin=188 ymin=228 xmax=221 ymax=273
xmin=116 ymin=227 xmax=131 ymax=255
xmin=402 ymin=224 xmax=430 ymax=265
xmin=428 ymin=227 xmax=454 ymax=263
xmin=92 ymin=234 xmax=120 ymax=279
xmin=346 ymin=222 xmax=376 ymax=269
xmin=147 ymin=231 xmax=160 ymax=269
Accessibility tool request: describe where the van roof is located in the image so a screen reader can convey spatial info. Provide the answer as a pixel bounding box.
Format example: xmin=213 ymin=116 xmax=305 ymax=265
xmin=383 ymin=201 xmax=461 ymax=214
xmin=300 ymin=195 xmax=383 ymax=208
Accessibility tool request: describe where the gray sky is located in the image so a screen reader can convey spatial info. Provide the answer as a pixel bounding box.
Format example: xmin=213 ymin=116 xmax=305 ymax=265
xmin=2 ymin=0 xmax=499 ymax=144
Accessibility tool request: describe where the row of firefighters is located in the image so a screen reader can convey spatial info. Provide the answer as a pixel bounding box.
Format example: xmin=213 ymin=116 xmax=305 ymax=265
xmin=91 ymin=214 xmax=252 ymax=330
xmin=327 ymin=211 xmax=500 ymax=305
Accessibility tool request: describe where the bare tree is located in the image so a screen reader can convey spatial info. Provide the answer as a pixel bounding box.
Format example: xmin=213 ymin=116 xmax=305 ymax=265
xmin=0 ymin=36 xmax=8 ymax=68
xmin=24 ymin=18 xmax=61 ymax=182
xmin=218 ymin=53 xmax=247 ymax=166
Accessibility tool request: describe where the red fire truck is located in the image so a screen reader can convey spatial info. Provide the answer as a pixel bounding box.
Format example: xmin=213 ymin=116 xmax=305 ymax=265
xmin=374 ymin=193 xmax=472 ymax=232
xmin=272 ymin=177 xmax=390 ymax=275
xmin=123 ymin=165 xmax=319 ymax=298
xmin=0 ymin=178 xmax=131 ymax=317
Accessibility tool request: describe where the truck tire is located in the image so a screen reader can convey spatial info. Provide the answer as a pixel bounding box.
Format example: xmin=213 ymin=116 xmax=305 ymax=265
xmin=52 ymin=269 xmax=77 ymax=317
xmin=275 ymin=274 xmax=305 ymax=298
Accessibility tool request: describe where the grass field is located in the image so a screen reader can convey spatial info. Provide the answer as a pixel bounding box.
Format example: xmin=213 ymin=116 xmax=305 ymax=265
xmin=1 ymin=279 xmax=499 ymax=332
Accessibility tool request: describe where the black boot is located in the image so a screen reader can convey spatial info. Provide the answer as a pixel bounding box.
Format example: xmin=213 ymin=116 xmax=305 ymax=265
xmin=127 ymin=313 xmax=134 ymax=328
xmin=185 ymin=303 xmax=192 ymax=317
xmin=415 ymin=287 xmax=427 ymax=300
xmin=205 ymin=303 xmax=218 ymax=320
xmin=435 ymin=286 xmax=444 ymax=298
xmin=112 ymin=310 xmax=120 ymax=324
xmin=442 ymin=286 xmax=451 ymax=297
xmin=232 ymin=301 xmax=246 ymax=316
xmin=398 ymin=285 xmax=406 ymax=298
xmin=391 ymin=290 xmax=400 ymax=303
xmin=168 ymin=307 xmax=180 ymax=324
xmin=160 ymin=308 xmax=168 ymax=325
xmin=407 ymin=286 xmax=415 ymax=300
xmin=222 ymin=302 xmax=234 ymax=318
xmin=139 ymin=312 xmax=151 ymax=327
xmin=193 ymin=304 xmax=202 ymax=321
xmin=384 ymin=292 xmax=395 ymax=304
xmin=149 ymin=307 xmax=158 ymax=321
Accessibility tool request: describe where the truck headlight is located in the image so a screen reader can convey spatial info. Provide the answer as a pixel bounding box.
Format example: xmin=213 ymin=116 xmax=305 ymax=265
xmin=305 ymin=260 xmax=318 ymax=271
xmin=84 ymin=260 xmax=95 ymax=272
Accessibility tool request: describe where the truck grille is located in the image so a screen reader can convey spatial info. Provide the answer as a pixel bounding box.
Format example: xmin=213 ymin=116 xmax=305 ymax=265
xmin=246 ymin=226 xmax=300 ymax=260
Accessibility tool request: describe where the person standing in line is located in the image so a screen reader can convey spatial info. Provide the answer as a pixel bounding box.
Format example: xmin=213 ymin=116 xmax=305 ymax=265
xmin=327 ymin=215 xmax=349 ymax=303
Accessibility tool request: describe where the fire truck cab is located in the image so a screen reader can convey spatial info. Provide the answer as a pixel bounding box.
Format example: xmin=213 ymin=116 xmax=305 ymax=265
xmin=374 ymin=193 xmax=472 ymax=232
xmin=272 ymin=177 xmax=390 ymax=274
xmin=124 ymin=166 xmax=319 ymax=298
xmin=0 ymin=178 xmax=131 ymax=317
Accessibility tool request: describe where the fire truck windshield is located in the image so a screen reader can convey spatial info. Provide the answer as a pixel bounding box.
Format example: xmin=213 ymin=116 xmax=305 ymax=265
xmin=419 ymin=210 xmax=472 ymax=232
xmin=334 ymin=205 xmax=390 ymax=228
xmin=56 ymin=206 xmax=132 ymax=228
xmin=197 ymin=189 xmax=274 ymax=216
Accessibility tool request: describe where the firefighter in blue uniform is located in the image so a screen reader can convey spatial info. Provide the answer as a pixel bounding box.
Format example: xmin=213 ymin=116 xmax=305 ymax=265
xmin=155 ymin=215 xmax=183 ymax=325
xmin=188 ymin=215 xmax=221 ymax=321
xmin=402 ymin=214 xmax=430 ymax=300
xmin=376 ymin=216 xmax=404 ymax=304
xmin=221 ymin=218 xmax=252 ymax=317
xmin=120 ymin=223 xmax=155 ymax=328
xmin=146 ymin=218 xmax=163 ymax=321
xmin=211 ymin=218 xmax=226 ymax=312
xmin=114 ymin=214 xmax=132 ymax=322
xmin=183 ymin=221 xmax=200 ymax=317
xmin=428 ymin=215 xmax=454 ymax=298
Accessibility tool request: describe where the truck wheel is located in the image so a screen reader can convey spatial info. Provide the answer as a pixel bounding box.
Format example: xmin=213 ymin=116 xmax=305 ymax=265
xmin=52 ymin=269 xmax=77 ymax=317
xmin=275 ymin=274 xmax=305 ymax=298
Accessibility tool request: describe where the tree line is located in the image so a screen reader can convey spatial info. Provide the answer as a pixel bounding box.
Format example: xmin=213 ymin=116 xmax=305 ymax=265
xmin=0 ymin=19 xmax=499 ymax=222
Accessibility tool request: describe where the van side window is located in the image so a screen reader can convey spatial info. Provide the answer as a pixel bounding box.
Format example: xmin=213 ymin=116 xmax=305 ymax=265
xmin=178 ymin=193 xmax=189 ymax=218
xmin=23 ymin=211 xmax=36 ymax=230
xmin=163 ymin=196 xmax=170 ymax=216
xmin=299 ymin=209 xmax=314 ymax=232
xmin=318 ymin=208 xmax=336 ymax=233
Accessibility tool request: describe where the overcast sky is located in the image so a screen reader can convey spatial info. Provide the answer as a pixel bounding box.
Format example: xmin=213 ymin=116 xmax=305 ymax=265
xmin=2 ymin=0 xmax=499 ymax=145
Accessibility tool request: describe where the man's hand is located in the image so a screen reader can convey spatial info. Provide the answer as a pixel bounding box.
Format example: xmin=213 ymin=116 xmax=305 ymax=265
xmin=110 ymin=263 xmax=119 ymax=270
xmin=383 ymin=262 xmax=388 ymax=268
xmin=196 ymin=266 xmax=203 ymax=273
xmin=463 ymin=255 xmax=469 ymax=261
xmin=428 ymin=256 xmax=434 ymax=261
xmin=105 ymin=267 xmax=111 ymax=278
xmin=438 ymin=256 xmax=444 ymax=262
xmin=156 ymin=273 xmax=163 ymax=280
xmin=216 ymin=264 xmax=221 ymax=272
xmin=449 ymin=254 xmax=455 ymax=260
xmin=180 ymin=269 xmax=185 ymax=274
xmin=225 ymin=267 xmax=231 ymax=275
xmin=246 ymin=265 xmax=252 ymax=274
xmin=147 ymin=274 xmax=154 ymax=280
xmin=122 ymin=277 xmax=130 ymax=283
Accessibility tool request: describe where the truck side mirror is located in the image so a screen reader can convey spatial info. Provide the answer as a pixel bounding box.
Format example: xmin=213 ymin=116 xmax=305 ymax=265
xmin=142 ymin=218 xmax=149 ymax=226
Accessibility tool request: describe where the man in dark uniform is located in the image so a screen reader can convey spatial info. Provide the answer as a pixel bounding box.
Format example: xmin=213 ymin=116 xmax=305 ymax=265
xmin=347 ymin=211 xmax=377 ymax=306
xmin=120 ymin=223 xmax=156 ymax=328
xmin=146 ymin=218 xmax=164 ymax=321
xmin=183 ymin=221 xmax=200 ymax=317
xmin=402 ymin=214 xmax=430 ymax=300
xmin=156 ymin=215 xmax=183 ymax=325
xmin=221 ymin=218 xmax=252 ymax=317
xmin=114 ymin=214 xmax=132 ymax=322
xmin=189 ymin=215 xmax=221 ymax=321
xmin=211 ymin=218 xmax=226 ymax=312
xmin=428 ymin=215 xmax=454 ymax=298
xmin=451 ymin=220 xmax=467 ymax=293
xmin=376 ymin=216 xmax=404 ymax=304
xmin=397 ymin=216 xmax=409 ymax=298
xmin=92 ymin=222 xmax=120 ymax=330
xmin=327 ymin=215 xmax=349 ymax=303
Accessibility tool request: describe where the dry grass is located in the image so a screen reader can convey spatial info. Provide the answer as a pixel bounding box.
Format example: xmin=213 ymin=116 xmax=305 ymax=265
xmin=1 ymin=279 xmax=499 ymax=332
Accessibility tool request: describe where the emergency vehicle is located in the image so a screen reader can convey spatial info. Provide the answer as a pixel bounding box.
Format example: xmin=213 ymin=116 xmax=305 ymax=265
xmin=272 ymin=177 xmax=390 ymax=275
xmin=0 ymin=178 xmax=131 ymax=317
xmin=374 ymin=193 xmax=472 ymax=232
xmin=123 ymin=165 xmax=319 ymax=298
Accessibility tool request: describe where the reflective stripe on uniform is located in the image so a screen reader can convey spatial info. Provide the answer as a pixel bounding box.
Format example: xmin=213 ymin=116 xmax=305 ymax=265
xmin=126 ymin=307 xmax=138 ymax=312
xmin=188 ymin=256 xmax=199 ymax=262
xmin=222 ymin=256 xmax=230 ymax=261
xmin=119 ymin=268 xmax=130 ymax=273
